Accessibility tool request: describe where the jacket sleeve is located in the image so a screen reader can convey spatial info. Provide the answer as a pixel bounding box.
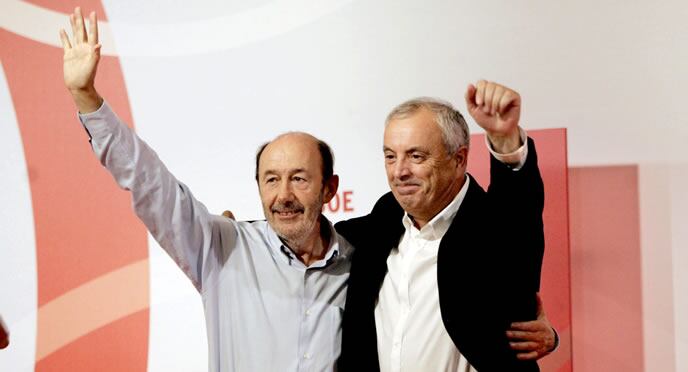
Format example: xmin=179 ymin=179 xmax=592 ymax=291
xmin=487 ymin=137 xmax=545 ymax=297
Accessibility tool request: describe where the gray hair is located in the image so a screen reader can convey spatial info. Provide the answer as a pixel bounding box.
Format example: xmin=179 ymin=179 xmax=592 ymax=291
xmin=385 ymin=97 xmax=470 ymax=154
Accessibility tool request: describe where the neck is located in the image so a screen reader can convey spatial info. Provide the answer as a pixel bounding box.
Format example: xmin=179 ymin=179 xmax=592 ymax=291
xmin=411 ymin=174 xmax=467 ymax=229
xmin=282 ymin=216 xmax=331 ymax=266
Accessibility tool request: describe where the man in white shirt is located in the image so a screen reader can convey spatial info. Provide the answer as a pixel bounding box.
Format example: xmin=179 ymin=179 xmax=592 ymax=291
xmin=337 ymin=84 xmax=555 ymax=371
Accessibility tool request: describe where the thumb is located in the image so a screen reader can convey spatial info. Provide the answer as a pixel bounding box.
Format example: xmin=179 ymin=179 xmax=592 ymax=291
xmin=465 ymin=84 xmax=478 ymax=112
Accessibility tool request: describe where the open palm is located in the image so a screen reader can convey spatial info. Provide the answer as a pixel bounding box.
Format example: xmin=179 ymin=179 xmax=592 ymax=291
xmin=60 ymin=7 xmax=100 ymax=92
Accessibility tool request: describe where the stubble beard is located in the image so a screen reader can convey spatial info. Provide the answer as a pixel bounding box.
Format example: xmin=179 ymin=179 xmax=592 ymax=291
xmin=270 ymin=194 xmax=323 ymax=249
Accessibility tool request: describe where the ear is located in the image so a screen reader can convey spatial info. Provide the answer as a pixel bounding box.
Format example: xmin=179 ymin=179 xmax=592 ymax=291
xmin=322 ymin=174 xmax=339 ymax=203
xmin=455 ymin=146 xmax=469 ymax=172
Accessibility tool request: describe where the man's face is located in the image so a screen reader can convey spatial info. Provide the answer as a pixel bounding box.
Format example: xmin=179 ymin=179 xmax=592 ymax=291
xmin=257 ymin=134 xmax=335 ymax=244
xmin=383 ymin=108 xmax=467 ymax=225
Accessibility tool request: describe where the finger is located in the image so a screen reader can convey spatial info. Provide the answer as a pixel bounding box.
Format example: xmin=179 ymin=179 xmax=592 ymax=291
xmin=475 ymin=79 xmax=487 ymax=106
xmin=483 ymin=82 xmax=496 ymax=114
xmin=506 ymin=329 xmax=540 ymax=340
xmin=498 ymin=90 xmax=519 ymax=116
xmin=507 ymin=332 xmax=540 ymax=342
xmin=88 ymin=11 xmax=99 ymax=46
xmin=93 ymin=43 xmax=102 ymax=61
xmin=70 ymin=13 xmax=77 ymax=41
xmin=491 ymin=85 xmax=505 ymax=116
xmin=75 ymin=7 xmax=87 ymax=43
xmin=59 ymin=29 xmax=72 ymax=50
xmin=509 ymin=340 xmax=539 ymax=351
xmin=509 ymin=320 xmax=544 ymax=332
xmin=516 ymin=351 xmax=540 ymax=361
xmin=222 ymin=210 xmax=235 ymax=220
xmin=464 ymin=84 xmax=478 ymax=111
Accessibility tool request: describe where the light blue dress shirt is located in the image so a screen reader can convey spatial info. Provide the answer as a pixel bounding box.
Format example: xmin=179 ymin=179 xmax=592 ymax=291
xmin=79 ymin=102 xmax=354 ymax=372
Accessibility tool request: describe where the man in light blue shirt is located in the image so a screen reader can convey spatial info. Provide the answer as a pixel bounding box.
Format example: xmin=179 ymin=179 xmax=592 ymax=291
xmin=60 ymin=7 xmax=352 ymax=372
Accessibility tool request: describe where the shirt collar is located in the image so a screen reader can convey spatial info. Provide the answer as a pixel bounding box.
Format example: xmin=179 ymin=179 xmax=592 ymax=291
xmin=402 ymin=175 xmax=471 ymax=240
xmin=265 ymin=215 xmax=341 ymax=269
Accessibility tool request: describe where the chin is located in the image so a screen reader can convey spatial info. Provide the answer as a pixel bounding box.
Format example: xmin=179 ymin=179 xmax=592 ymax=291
xmin=273 ymin=223 xmax=297 ymax=235
xmin=394 ymin=194 xmax=417 ymax=208
xmin=274 ymin=223 xmax=305 ymax=239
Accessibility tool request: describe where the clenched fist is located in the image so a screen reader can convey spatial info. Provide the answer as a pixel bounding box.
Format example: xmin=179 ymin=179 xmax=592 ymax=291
xmin=465 ymin=80 xmax=522 ymax=153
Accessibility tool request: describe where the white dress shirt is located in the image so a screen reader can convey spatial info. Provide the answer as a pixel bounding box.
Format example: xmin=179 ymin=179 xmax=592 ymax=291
xmin=375 ymin=131 xmax=528 ymax=372
xmin=375 ymin=177 xmax=476 ymax=372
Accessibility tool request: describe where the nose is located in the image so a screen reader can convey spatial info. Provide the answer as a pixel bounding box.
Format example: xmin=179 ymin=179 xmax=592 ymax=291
xmin=276 ymin=180 xmax=295 ymax=202
xmin=392 ymin=157 xmax=411 ymax=181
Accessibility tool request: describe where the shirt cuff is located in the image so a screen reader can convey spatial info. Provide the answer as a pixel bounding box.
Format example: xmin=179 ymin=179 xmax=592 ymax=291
xmin=484 ymin=127 xmax=528 ymax=171
xmin=77 ymin=99 xmax=107 ymax=122
xmin=77 ymin=100 xmax=117 ymax=141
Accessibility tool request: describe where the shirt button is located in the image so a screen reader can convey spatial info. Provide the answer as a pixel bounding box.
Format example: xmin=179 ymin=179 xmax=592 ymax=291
xmin=306 ymin=309 xmax=311 ymax=316
xmin=303 ymin=353 xmax=311 ymax=359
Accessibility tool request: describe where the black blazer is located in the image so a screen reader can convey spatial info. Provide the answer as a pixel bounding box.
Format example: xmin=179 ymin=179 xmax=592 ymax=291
xmin=336 ymin=138 xmax=545 ymax=372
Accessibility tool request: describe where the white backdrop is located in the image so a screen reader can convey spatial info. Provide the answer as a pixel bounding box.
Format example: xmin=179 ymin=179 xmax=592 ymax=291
xmin=1 ymin=0 xmax=687 ymax=371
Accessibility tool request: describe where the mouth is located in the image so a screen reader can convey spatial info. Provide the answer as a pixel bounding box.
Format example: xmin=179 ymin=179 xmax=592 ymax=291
xmin=272 ymin=209 xmax=304 ymax=219
xmin=394 ymin=183 xmax=420 ymax=195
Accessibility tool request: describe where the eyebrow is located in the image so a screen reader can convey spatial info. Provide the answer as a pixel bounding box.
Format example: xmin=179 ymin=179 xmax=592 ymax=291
xmin=261 ymin=168 xmax=309 ymax=176
xmin=382 ymin=146 xmax=429 ymax=153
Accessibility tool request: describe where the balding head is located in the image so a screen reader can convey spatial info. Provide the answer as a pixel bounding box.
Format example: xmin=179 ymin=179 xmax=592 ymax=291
xmin=255 ymin=132 xmax=335 ymax=185
xmin=254 ymin=132 xmax=338 ymax=248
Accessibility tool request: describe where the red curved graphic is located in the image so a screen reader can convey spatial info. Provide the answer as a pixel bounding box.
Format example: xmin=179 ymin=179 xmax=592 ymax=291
xmin=0 ymin=2 xmax=149 ymax=370
xmin=23 ymin=0 xmax=108 ymax=19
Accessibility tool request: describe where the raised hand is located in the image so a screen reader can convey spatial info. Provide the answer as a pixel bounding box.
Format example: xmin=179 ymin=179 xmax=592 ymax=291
xmin=465 ymin=80 xmax=522 ymax=153
xmin=59 ymin=7 xmax=103 ymax=113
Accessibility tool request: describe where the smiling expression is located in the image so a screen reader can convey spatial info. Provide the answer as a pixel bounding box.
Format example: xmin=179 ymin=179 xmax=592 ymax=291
xmin=257 ymin=133 xmax=337 ymax=245
xmin=383 ymin=108 xmax=467 ymax=227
